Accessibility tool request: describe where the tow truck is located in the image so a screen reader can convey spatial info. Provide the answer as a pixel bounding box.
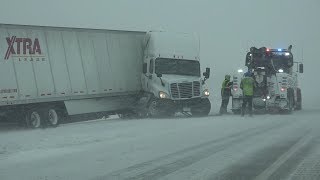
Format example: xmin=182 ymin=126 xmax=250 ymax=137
xmin=231 ymin=45 xmax=303 ymax=114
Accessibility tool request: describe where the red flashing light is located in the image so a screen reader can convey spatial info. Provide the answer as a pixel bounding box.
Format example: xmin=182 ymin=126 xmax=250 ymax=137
xmin=280 ymin=87 xmax=286 ymax=92
xmin=266 ymin=48 xmax=270 ymax=52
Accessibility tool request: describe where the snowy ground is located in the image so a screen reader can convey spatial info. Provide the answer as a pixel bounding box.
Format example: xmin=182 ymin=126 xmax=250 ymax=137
xmin=1 ymin=108 xmax=320 ymax=180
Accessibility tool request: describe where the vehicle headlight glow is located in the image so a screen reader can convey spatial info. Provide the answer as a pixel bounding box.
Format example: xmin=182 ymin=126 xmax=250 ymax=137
xmin=267 ymin=96 xmax=271 ymax=99
xmin=238 ymin=69 xmax=243 ymax=73
xmin=203 ymin=89 xmax=210 ymax=96
xmin=159 ymin=91 xmax=169 ymax=99
xmin=278 ymin=69 xmax=284 ymax=73
xmin=285 ymin=52 xmax=290 ymax=56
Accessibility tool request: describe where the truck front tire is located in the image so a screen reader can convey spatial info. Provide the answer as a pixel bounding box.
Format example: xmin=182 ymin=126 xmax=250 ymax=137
xmin=285 ymin=93 xmax=294 ymax=114
xmin=280 ymin=92 xmax=294 ymax=114
xmin=148 ymin=98 xmax=162 ymax=117
xmin=295 ymin=89 xmax=302 ymax=111
xmin=147 ymin=97 xmax=175 ymax=118
xmin=191 ymin=98 xmax=211 ymax=117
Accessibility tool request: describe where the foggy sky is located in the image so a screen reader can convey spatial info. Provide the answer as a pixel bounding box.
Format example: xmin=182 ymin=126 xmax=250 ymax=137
xmin=0 ymin=0 xmax=319 ymax=109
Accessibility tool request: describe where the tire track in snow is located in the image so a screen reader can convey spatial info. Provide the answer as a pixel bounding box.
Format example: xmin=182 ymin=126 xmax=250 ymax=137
xmin=279 ymin=136 xmax=320 ymax=180
xmin=288 ymin=149 xmax=320 ymax=180
xmin=263 ymin=134 xmax=316 ymax=180
xmin=211 ymin=130 xmax=313 ymax=180
xmin=255 ymin=131 xmax=314 ymax=180
xmin=94 ymin=119 xmax=293 ymax=180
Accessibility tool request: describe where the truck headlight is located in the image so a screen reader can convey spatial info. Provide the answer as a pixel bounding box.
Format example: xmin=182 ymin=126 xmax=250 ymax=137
xmin=203 ymin=89 xmax=210 ymax=96
xmin=159 ymin=91 xmax=169 ymax=99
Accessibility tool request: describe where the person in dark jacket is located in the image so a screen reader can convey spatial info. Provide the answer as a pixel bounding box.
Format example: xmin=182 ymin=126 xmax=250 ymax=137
xmin=219 ymin=75 xmax=233 ymax=114
xmin=240 ymin=72 xmax=256 ymax=117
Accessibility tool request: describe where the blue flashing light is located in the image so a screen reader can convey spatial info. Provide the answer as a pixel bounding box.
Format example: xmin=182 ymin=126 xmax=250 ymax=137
xmin=278 ymin=49 xmax=282 ymax=52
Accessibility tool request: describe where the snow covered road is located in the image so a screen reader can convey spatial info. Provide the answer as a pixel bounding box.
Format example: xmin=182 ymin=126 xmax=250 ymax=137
xmin=1 ymin=109 xmax=320 ymax=180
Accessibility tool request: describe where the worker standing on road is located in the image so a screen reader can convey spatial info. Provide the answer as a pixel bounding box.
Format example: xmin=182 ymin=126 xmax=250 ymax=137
xmin=240 ymin=72 xmax=255 ymax=117
xmin=219 ymin=75 xmax=233 ymax=115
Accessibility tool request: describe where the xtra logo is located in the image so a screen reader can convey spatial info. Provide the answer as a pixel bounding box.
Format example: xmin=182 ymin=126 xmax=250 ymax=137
xmin=4 ymin=36 xmax=45 ymax=61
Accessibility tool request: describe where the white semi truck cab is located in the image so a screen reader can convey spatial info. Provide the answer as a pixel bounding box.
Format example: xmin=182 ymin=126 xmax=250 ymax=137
xmin=139 ymin=31 xmax=211 ymax=117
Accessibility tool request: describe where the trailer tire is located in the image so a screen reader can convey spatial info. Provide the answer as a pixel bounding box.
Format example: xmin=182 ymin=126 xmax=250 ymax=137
xmin=25 ymin=110 xmax=44 ymax=129
xmin=47 ymin=108 xmax=60 ymax=127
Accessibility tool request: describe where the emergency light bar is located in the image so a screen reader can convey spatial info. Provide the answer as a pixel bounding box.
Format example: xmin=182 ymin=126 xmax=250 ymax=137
xmin=250 ymin=47 xmax=290 ymax=53
xmin=266 ymin=48 xmax=289 ymax=52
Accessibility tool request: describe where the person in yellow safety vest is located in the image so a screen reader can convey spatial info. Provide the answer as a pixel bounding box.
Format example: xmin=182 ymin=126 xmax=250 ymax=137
xmin=240 ymin=72 xmax=256 ymax=117
xmin=219 ymin=75 xmax=233 ymax=115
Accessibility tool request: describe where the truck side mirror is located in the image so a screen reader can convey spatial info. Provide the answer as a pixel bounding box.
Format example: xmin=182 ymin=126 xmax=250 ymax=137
xmin=299 ymin=64 xmax=304 ymax=73
xmin=157 ymin=73 xmax=162 ymax=78
xmin=203 ymin=67 xmax=210 ymax=79
xmin=143 ymin=63 xmax=147 ymax=74
xmin=245 ymin=52 xmax=251 ymax=66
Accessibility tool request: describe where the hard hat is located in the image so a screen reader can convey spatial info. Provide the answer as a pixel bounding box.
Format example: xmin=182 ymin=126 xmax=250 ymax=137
xmin=244 ymin=72 xmax=251 ymax=77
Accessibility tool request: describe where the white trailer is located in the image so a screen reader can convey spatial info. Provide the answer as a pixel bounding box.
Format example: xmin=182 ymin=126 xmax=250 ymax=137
xmin=0 ymin=24 xmax=212 ymax=128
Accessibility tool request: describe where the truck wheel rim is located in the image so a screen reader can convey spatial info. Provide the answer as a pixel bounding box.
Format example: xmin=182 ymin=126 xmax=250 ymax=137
xmin=149 ymin=101 xmax=157 ymax=116
xmin=48 ymin=109 xmax=58 ymax=125
xmin=30 ymin=112 xmax=41 ymax=128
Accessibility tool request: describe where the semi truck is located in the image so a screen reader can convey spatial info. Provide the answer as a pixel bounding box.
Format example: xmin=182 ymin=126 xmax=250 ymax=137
xmin=231 ymin=46 xmax=303 ymax=114
xmin=0 ymin=24 xmax=211 ymax=128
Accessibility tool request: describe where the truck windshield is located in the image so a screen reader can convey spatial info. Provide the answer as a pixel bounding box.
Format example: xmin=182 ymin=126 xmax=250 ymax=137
xmin=250 ymin=51 xmax=293 ymax=73
xmin=271 ymin=58 xmax=293 ymax=73
xmin=155 ymin=58 xmax=200 ymax=76
xmin=269 ymin=52 xmax=293 ymax=73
